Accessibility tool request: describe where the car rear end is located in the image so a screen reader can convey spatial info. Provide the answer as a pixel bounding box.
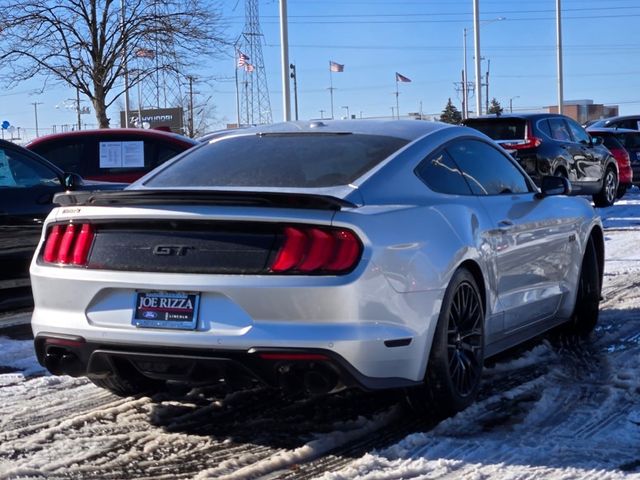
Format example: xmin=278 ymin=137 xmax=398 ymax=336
xmin=463 ymin=116 xmax=544 ymax=183
xmin=616 ymin=131 xmax=640 ymax=186
xmin=30 ymin=124 xmax=441 ymax=395
xmin=588 ymin=131 xmax=633 ymax=195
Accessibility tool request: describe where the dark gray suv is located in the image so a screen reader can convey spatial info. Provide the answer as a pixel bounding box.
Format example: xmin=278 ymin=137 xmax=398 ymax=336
xmin=464 ymin=113 xmax=619 ymax=207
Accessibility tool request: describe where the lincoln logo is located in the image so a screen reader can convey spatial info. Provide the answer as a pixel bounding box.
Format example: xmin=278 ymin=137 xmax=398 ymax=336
xmin=152 ymin=245 xmax=194 ymax=256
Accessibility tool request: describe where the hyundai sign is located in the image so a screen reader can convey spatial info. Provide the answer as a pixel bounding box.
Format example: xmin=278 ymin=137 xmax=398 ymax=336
xmin=120 ymin=107 xmax=184 ymax=133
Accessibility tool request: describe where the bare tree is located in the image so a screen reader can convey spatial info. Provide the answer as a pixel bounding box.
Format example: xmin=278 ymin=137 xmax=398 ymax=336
xmin=0 ymin=0 xmax=227 ymax=128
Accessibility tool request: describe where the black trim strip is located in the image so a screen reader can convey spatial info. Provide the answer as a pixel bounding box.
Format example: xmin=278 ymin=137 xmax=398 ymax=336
xmin=53 ymin=189 xmax=356 ymax=210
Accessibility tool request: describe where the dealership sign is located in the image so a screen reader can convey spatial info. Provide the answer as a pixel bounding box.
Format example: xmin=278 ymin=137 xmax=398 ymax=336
xmin=120 ymin=107 xmax=184 ymax=133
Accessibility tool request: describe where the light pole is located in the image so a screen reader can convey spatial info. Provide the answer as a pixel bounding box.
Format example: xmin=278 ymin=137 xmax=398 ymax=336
xmin=290 ymin=63 xmax=299 ymax=121
xmin=464 ymin=21 xmax=505 ymax=118
xmin=279 ymin=0 xmax=291 ymax=121
xmin=509 ymin=95 xmax=520 ymax=113
xmin=556 ymin=0 xmax=564 ymax=114
xmin=342 ymin=105 xmax=349 ymax=119
xmin=31 ymin=102 xmax=42 ymax=137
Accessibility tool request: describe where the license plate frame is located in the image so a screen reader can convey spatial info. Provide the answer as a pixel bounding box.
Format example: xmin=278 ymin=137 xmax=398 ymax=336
xmin=132 ymin=291 xmax=200 ymax=330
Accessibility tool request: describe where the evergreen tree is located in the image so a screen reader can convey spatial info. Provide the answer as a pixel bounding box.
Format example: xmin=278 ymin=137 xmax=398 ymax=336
xmin=440 ymin=98 xmax=462 ymax=124
xmin=488 ymin=98 xmax=504 ymax=115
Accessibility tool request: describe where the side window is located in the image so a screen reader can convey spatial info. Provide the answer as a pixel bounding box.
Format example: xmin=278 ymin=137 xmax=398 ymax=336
xmin=566 ymin=118 xmax=590 ymax=144
xmin=415 ymin=150 xmax=472 ymax=195
xmin=537 ymin=119 xmax=551 ymax=138
xmin=445 ymin=139 xmax=531 ymax=196
xmin=0 ymin=148 xmax=61 ymax=188
xmin=548 ymin=118 xmax=572 ymax=142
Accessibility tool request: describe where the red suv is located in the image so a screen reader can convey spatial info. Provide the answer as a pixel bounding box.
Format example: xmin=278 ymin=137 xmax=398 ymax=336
xmin=27 ymin=129 xmax=198 ymax=183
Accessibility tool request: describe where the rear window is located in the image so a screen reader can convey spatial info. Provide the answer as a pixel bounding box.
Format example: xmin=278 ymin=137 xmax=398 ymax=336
xmin=595 ymin=134 xmax=623 ymax=151
xmin=464 ymin=119 xmax=526 ymax=141
xmin=617 ymin=133 xmax=640 ymax=149
xmin=143 ymin=133 xmax=409 ymax=188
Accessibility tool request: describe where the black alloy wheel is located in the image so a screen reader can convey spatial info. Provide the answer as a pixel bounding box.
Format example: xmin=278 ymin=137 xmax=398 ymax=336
xmin=407 ymin=268 xmax=485 ymax=417
xmin=446 ymin=281 xmax=484 ymax=397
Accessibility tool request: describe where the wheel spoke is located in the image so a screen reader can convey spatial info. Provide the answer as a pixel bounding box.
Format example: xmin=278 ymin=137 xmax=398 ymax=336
xmin=460 ymin=328 xmax=482 ymax=341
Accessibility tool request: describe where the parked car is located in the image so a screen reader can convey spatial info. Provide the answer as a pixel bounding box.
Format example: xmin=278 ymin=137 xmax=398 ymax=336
xmin=0 ymin=139 xmax=124 ymax=309
xmin=588 ymin=127 xmax=640 ymax=189
xmin=464 ymin=113 xmax=619 ymax=207
xmin=31 ymin=120 xmax=603 ymax=417
xmin=586 ymin=128 xmax=634 ymax=197
xmin=27 ymin=128 xmax=198 ymax=183
xmin=588 ymin=115 xmax=640 ymax=131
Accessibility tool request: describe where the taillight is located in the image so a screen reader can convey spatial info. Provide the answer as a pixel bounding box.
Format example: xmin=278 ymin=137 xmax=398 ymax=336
xmin=502 ymin=121 xmax=541 ymax=150
xmin=271 ymin=225 xmax=362 ymax=274
xmin=610 ymin=147 xmax=631 ymax=166
xmin=502 ymin=136 xmax=542 ymax=150
xmin=42 ymin=223 xmax=95 ymax=266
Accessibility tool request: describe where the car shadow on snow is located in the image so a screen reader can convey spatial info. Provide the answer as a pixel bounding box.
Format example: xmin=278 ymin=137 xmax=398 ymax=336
xmin=143 ymin=309 xmax=640 ymax=472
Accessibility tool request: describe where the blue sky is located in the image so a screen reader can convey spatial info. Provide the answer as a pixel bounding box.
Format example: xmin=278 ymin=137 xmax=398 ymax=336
xmin=3 ymin=0 xmax=640 ymax=138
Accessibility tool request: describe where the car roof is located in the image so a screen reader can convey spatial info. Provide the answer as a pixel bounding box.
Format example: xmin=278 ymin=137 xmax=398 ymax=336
xmin=593 ymin=115 xmax=640 ymax=122
xmin=27 ymin=128 xmax=198 ymax=147
xmin=464 ymin=113 xmax=568 ymax=122
xmin=212 ymin=119 xmax=453 ymax=142
xmin=587 ymin=127 xmax=640 ymax=134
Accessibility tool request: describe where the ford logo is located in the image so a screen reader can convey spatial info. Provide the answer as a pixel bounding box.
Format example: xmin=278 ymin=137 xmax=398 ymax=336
xmin=143 ymin=311 xmax=157 ymax=319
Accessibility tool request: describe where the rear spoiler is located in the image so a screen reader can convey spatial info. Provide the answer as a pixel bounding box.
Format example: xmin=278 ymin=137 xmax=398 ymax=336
xmin=53 ymin=189 xmax=357 ymax=211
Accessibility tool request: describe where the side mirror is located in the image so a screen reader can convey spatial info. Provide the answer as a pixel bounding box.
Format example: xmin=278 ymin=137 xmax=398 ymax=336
xmin=590 ymin=136 xmax=604 ymax=147
xmin=536 ymin=175 xmax=571 ymax=198
xmin=63 ymin=172 xmax=83 ymax=191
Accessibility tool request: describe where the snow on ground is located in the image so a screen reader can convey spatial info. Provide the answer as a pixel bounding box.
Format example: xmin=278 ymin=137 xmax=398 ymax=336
xmin=1 ymin=192 xmax=640 ymax=479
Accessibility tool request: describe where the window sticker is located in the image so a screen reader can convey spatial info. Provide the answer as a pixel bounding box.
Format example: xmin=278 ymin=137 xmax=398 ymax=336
xmin=99 ymin=142 xmax=123 ymax=168
xmin=99 ymin=141 xmax=144 ymax=168
xmin=0 ymin=151 xmax=16 ymax=186
xmin=122 ymin=141 xmax=144 ymax=167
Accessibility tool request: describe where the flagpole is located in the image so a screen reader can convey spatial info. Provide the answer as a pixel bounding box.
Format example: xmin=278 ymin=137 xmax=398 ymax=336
xmin=395 ymin=77 xmax=400 ymax=120
xmin=329 ymin=62 xmax=334 ymax=119
xmin=235 ymin=52 xmax=241 ymax=127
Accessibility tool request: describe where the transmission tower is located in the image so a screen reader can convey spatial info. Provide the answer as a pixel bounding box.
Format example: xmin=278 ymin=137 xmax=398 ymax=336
xmin=236 ymin=0 xmax=272 ymax=125
xmin=134 ymin=2 xmax=184 ymax=113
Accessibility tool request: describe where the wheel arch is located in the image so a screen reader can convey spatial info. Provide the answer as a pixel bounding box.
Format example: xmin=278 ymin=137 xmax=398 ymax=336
xmin=588 ymin=224 xmax=605 ymax=288
xmin=458 ymin=259 xmax=487 ymax=315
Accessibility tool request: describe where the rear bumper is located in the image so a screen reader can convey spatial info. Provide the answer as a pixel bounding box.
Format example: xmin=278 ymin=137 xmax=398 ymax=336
xmin=30 ymin=261 xmax=444 ymax=386
xmin=34 ymin=333 xmax=421 ymax=392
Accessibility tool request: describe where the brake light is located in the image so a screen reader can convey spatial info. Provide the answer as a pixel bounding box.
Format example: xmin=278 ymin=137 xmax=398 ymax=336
xmin=271 ymin=225 xmax=362 ymax=274
xmin=42 ymin=223 xmax=95 ymax=266
xmin=502 ymin=136 xmax=542 ymax=150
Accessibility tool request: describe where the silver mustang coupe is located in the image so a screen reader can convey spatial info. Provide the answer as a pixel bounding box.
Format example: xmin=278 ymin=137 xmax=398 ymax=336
xmin=30 ymin=120 xmax=603 ymax=415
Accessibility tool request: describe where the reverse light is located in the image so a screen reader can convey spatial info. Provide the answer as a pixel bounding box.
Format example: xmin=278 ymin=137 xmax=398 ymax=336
xmin=42 ymin=223 xmax=96 ymax=266
xmin=271 ymin=225 xmax=362 ymax=274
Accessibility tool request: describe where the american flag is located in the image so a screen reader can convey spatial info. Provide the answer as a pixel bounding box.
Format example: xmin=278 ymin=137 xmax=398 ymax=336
xmin=245 ymin=63 xmax=255 ymax=73
xmin=135 ymin=48 xmax=155 ymax=59
xmin=329 ymin=61 xmax=344 ymax=73
xmin=395 ymin=72 xmax=411 ymax=83
xmin=237 ymin=52 xmax=250 ymax=68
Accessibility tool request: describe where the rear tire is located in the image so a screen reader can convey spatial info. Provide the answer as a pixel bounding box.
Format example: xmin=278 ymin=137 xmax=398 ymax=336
xmin=564 ymin=236 xmax=600 ymax=336
xmin=593 ymin=166 xmax=618 ymax=207
xmin=617 ymin=184 xmax=628 ymax=199
xmin=407 ymin=268 xmax=484 ymax=417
